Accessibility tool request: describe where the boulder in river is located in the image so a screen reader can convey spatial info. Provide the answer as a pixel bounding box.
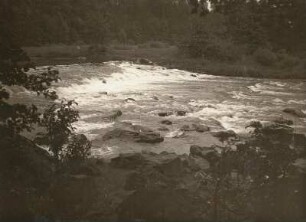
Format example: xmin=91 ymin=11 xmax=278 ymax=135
xmin=212 ymin=130 xmax=237 ymax=142
xmin=180 ymin=125 xmax=194 ymax=132
xmin=137 ymin=132 xmax=165 ymax=143
xmin=157 ymin=126 xmax=169 ymax=132
xmin=204 ymin=150 xmax=220 ymax=166
xmin=176 ymin=111 xmax=187 ymax=116
xmin=193 ymin=124 xmax=210 ymax=133
xmin=283 ymin=108 xmax=306 ymax=118
xmin=130 ymin=124 xmax=153 ymax=133
xmin=136 ymin=58 xmax=154 ymax=65
xmin=161 ymin=120 xmax=173 ymax=125
xmin=189 ymin=145 xmax=214 ymax=159
xmin=180 ymin=124 xmax=210 ymax=133
xmin=262 ymin=123 xmax=294 ymax=136
xmin=273 ymin=117 xmax=293 ymax=125
xmin=106 ymin=110 xmax=122 ymax=120
xmin=152 ymin=96 xmax=159 ymax=101
xmin=103 ymin=126 xmax=164 ymax=144
xmin=158 ymin=112 xmax=172 ymax=117
xmin=125 ymin=98 xmax=136 ymax=102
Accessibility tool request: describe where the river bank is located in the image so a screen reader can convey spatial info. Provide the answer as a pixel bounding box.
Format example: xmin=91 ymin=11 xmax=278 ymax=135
xmin=24 ymin=43 xmax=306 ymax=79
xmin=1 ymin=122 xmax=306 ymax=221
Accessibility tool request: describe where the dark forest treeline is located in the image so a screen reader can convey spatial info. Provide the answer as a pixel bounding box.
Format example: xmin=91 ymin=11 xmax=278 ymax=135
xmin=1 ymin=0 xmax=306 ymax=78
xmin=1 ymin=0 xmax=305 ymax=51
xmin=212 ymin=0 xmax=306 ymax=53
xmin=0 ymin=0 xmax=190 ymax=46
xmin=184 ymin=0 xmax=306 ymax=78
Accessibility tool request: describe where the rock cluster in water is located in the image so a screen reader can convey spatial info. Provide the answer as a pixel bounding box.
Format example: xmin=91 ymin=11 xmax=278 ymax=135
xmin=103 ymin=124 xmax=164 ymax=144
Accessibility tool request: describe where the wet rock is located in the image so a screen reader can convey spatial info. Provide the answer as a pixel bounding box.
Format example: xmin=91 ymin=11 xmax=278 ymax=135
xmin=103 ymin=127 xmax=164 ymax=144
xmin=207 ymin=105 xmax=216 ymax=109
xmin=193 ymin=124 xmax=210 ymax=133
xmin=283 ymin=108 xmax=306 ymax=118
xmin=190 ymin=145 xmax=205 ymax=158
xmin=190 ymin=74 xmax=197 ymax=77
xmin=262 ymin=123 xmax=294 ymax=137
xmin=103 ymin=128 xmax=137 ymax=140
xmin=189 ymin=145 xmax=214 ymax=158
xmin=102 ymin=79 xmax=107 ymax=84
xmin=114 ymin=110 xmax=122 ymax=117
xmin=248 ymin=123 xmax=294 ymax=145
xmin=180 ymin=125 xmax=194 ymax=132
xmin=176 ymin=110 xmax=187 ymax=116
xmin=104 ymin=110 xmax=123 ymax=121
xmin=204 ymin=150 xmax=220 ymax=166
xmin=273 ymin=117 xmax=293 ymax=125
xmin=152 ymin=96 xmax=159 ymax=101
xmin=158 ymin=112 xmax=172 ymax=117
xmin=110 ymin=153 xmax=146 ymax=169
xmin=161 ymin=120 xmax=172 ymax=125
xmin=212 ymin=130 xmax=237 ymax=142
xmin=131 ymin=125 xmax=154 ymax=133
xmin=136 ymin=58 xmax=154 ymax=65
xmin=137 ymin=132 xmax=164 ymax=143
xmin=99 ymin=91 xmax=108 ymax=95
xmin=180 ymin=124 xmax=209 ymax=133
xmin=125 ymin=98 xmax=136 ymax=102
xmin=157 ymin=126 xmax=169 ymax=131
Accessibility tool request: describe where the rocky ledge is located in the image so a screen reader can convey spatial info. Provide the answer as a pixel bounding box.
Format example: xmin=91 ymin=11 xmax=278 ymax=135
xmin=103 ymin=123 xmax=164 ymax=143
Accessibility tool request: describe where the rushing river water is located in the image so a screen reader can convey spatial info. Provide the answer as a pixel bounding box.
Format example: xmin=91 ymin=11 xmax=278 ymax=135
xmin=12 ymin=61 xmax=306 ymax=157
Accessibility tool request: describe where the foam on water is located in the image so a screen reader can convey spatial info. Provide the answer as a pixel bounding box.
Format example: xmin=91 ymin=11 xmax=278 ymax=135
xmin=248 ymin=83 xmax=293 ymax=96
xmin=74 ymin=121 xmax=114 ymax=134
xmin=56 ymin=62 xmax=212 ymax=106
xmin=44 ymin=61 xmax=306 ymax=155
xmin=288 ymin=100 xmax=306 ymax=105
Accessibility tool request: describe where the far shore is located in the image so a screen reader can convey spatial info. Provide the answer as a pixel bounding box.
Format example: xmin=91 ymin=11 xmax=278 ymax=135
xmin=24 ymin=43 xmax=306 ymax=79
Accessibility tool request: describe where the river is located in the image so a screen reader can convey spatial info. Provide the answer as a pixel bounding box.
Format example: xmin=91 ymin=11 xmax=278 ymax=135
xmin=12 ymin=61 xmax=306 ymax=157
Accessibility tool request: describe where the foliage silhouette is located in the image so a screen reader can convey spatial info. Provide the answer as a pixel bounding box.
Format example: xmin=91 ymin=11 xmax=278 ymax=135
xmin=0 ymin=43 xmax=91 ymax=161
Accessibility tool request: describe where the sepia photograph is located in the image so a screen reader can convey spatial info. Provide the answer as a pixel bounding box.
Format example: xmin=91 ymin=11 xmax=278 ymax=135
xmin=0 ymin=0 xmax=305 ymax=221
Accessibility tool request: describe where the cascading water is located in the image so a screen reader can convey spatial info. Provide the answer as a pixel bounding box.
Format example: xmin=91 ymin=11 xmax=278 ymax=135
xmin=13 ymin=61 xmax=306 ymax=157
